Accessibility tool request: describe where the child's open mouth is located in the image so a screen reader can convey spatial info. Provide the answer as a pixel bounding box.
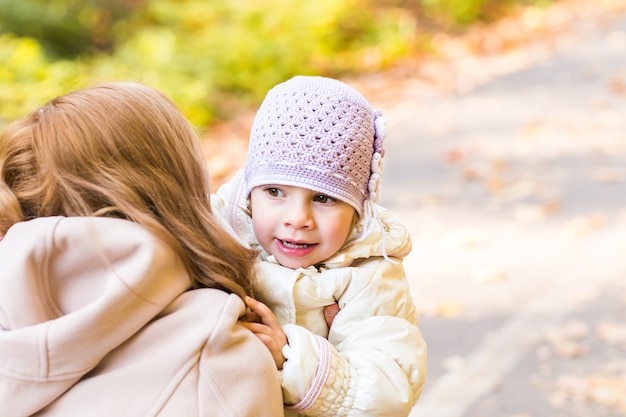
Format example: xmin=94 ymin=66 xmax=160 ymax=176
xmin=279 ymin=239 xmax=313 ymax=249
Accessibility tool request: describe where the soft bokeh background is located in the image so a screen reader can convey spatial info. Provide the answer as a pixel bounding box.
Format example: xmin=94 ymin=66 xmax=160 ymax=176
xmin=1 ymin=0 xmax=569 ymax=188
xmin=3 ymin=1 xmax=626 ymax=416
xmin=0 ymin=0 xmax=555 ymax=128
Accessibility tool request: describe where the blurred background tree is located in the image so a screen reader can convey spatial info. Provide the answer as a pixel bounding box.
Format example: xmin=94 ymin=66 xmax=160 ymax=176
xmin=0 ymin=0 xmax=552 ymax=129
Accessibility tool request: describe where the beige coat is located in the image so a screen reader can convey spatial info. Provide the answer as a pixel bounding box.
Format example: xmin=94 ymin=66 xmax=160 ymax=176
xmin=212 ymin=170 xmax=427 ymax=417
xmin=0 ymin=216 xmax=284 ymax=417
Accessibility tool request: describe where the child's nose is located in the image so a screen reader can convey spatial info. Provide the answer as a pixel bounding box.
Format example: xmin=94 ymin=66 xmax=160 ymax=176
xmin=282 ymin=201 xmax=313 ymax=229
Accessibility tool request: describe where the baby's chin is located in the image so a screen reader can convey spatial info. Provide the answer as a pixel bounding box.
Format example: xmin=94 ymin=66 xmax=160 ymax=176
xmin=276 ymin=257 xmax=314 ymax=270
xmin=271 ymin=253 xmax=323 ymax=270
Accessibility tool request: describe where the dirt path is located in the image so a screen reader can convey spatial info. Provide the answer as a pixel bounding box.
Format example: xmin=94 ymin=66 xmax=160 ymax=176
xmin=378 ymin=3 xmax=626 ymax=416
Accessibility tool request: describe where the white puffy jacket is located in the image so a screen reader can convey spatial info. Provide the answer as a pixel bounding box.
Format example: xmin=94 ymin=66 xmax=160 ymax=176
xmin=212 ymin=170 xmax=427 ymax=417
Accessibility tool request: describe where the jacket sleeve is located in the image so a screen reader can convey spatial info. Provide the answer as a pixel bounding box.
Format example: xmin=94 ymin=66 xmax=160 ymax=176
xmin=279 ymin=258 xmax=427 ymax=417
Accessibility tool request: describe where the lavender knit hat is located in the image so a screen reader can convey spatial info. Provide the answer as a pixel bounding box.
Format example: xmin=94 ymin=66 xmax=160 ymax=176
xmin=244 ymin=76 xmax=387 ymax=216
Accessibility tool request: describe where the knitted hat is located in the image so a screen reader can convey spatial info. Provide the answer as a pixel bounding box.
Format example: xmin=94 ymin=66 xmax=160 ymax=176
xmin=244 ymin=76 xmax=386 ymax=216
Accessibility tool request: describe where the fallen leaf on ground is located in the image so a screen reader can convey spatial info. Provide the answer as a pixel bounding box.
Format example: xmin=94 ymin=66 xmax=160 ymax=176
xmin=549 ymin=373 xmax=626 ymax=414
xmin=512 ymin=204 xmax=549 ymax=223
xmin=544 ymin=320 xmax=590 ymax=358
xmin=560 ymin=213 xmax=606 ymax=239
xmin=470 ymin=267 xmax=508 ymax=284
xmin=497 ymin=178 xmax=540 ymax=202
xmin=590 ymin=166 xmax=626 ymax=183
xmin=433 ymin=302 xmax=465 ymax=318
xmin=609 ymin=77 xmax=626 ymax=96
xmin=596 ymin=321 xmax=626 ymax=346
xmin=444 ymin=148 xmax=465 ymax=164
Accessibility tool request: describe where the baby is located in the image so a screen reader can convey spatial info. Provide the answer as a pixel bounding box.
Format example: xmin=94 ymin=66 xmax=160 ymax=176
xmin=213 ymin=75 xmax=427 ymax=417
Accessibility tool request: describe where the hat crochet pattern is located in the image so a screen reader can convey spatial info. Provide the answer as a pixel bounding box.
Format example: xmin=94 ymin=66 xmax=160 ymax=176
xmin=244 ymin=76 xmax=386 ymax=216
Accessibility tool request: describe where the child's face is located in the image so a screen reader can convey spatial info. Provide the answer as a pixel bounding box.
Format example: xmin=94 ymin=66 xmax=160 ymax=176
xmin=249 ymin=185 xmax=356 ymax=269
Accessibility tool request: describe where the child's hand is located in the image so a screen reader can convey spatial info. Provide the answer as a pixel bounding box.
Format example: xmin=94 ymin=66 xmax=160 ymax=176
xmin=239 ymin=296 xmax=288 ymax=369
xmin=323 ymin=302 xmax=340 ymax=328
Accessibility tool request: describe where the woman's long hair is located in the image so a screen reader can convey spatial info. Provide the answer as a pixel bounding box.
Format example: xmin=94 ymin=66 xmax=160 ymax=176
xmin=0 ymin=82 xmax=256 ymax=298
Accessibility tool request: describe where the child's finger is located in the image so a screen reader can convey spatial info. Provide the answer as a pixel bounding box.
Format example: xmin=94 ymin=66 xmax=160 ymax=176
xmin=245 ymin=296 xmax=279 ymax=326
xmin=238 ymin=321 xmax=269 ymax=335
xmin=241 ymin=310 xmax=262 ymax=323
xmin=245 ymin=296 xmax=269 ymax=313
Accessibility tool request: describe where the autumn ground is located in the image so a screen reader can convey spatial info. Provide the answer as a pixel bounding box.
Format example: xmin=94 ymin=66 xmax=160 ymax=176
xmin=202 ymin=1 xmax=626 ymax=416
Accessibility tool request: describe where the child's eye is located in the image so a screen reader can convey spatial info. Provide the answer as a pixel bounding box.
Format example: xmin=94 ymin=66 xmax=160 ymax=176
xmin=314 ymin=194 xmax=332 ymax=204
xmin=265 ymin=187 xmax=281 ymax=197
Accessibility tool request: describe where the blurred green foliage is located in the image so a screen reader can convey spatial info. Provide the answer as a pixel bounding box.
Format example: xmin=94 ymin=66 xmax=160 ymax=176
xmin=420 ymin=0 xmax=550 ymax=28
xmin=0 ymin=0 xmax=552 ymax=129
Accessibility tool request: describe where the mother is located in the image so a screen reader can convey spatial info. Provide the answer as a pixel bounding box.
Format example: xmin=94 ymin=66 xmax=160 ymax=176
xmin=0 ymin=82 xmax=284 ymax=417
